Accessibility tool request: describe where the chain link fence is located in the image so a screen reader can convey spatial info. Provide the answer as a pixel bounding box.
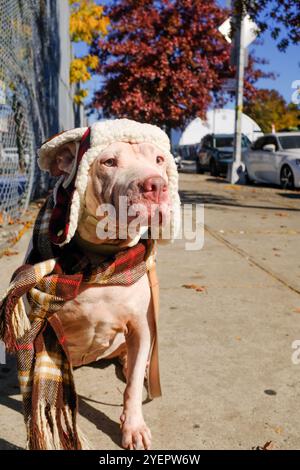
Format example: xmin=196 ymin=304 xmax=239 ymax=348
xmin=0 ymin=0 xmax=61 ymax=226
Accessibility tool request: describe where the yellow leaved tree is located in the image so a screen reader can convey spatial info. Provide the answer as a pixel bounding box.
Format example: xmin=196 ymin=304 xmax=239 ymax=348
xmin=69 ymin=0 xmax=109 ymax=105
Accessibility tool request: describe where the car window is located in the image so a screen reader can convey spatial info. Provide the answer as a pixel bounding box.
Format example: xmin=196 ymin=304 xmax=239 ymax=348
xmin=215 ymin=137 xmax=234 ymax=148
xmin=207 ymin=136 xmax=214 ymax=148
xmin=252 ymin=137 xmax=266 ymax=150
xmin=201 ymin=137 xmax=208 ymax=148
xmin=242 ymin=135 xmax=251 ymax=148
xmin=264 ymin=135 xmax=279 ymax=150
xmin=278 ymin=135 xmax=300 ymax=149
xmin=202 ymin=136 xmax=211 ymax=148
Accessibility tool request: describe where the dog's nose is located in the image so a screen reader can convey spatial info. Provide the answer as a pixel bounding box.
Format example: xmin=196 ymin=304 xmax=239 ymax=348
xmin=141 ymin=176 xmax=167 ymax=200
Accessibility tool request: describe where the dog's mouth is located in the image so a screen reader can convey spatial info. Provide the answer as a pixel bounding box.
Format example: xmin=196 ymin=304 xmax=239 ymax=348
xmin=130 ymin=199 xmax=169 ymax=219
xmin=123 ymin=191 xmax=170 ymax=226
xmin=109 ymin=176 xmax=170 ymax=226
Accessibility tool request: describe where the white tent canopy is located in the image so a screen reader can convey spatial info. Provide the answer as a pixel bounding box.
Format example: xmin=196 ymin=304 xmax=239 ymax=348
xmin=179 ymin=109 xmax=262 ymax=146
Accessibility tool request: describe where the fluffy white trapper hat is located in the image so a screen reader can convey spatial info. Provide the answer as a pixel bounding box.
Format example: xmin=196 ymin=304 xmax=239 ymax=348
xmin=38 ymin=119 xmax=181 ymax=246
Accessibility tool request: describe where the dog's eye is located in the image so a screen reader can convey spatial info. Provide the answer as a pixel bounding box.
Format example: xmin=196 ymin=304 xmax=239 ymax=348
xmin=156 ymin=156 xmax=164 ymax=165
xmin=103 ymin=158 xmax=116 ymax=167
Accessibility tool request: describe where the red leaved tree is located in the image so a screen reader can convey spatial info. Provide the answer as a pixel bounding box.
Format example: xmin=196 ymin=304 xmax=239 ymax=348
xmin=90 ymin=0 xmax=266 ymax=132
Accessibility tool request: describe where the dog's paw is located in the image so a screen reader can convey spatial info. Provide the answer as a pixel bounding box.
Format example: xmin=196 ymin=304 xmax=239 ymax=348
xmin=120 ymin=413 xmax=152 ymax=450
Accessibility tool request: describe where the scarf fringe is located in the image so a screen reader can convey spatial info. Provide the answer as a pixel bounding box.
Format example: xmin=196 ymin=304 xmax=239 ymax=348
xmin=0 ymin=294 xmax=31 ymax=352
xmin=12 ymin=298 xmax=31 ymax=340
xmin=27 ymin=403 xmax=86 ymax=450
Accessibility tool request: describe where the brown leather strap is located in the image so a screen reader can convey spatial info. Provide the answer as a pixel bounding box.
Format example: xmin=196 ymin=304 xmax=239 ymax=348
xmin=147 ymin=263 xmax=162 ymax=399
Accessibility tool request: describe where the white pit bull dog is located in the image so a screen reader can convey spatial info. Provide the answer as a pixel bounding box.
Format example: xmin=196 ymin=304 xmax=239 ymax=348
xmin=14 ymin=119 xmax=180 ymax=450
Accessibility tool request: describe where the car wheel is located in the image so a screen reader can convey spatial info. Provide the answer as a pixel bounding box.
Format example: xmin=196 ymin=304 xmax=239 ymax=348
xmin=280 ymin=165 xmax=294 ymax=189
xmin=244 ymin=168 xmax=253 ymax=185
xmin=210 ymin=158 xmax=219 ymax=177
xmin=196 ymin=161 xmax=204 ymax=174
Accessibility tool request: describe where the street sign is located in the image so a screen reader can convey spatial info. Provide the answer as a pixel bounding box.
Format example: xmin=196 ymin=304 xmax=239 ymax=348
xmin=219 ymin=15 xmax=259 ymax=48
xmin=221 ymin=78 xmax=236 ymax=92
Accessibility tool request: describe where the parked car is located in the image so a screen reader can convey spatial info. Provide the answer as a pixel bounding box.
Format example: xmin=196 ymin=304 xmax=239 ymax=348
xmin=171 ymin=145 xmax=182 ymax=169
xmin=177 ymin=144 xmax=197 ymax=172
xmin=196 ymin=133 xmax=251 ymax=176
xmin=244 ymin=132 xmax=300 ymax=189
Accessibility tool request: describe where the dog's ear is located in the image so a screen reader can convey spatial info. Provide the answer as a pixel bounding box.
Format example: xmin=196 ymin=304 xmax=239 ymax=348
xmin=49 ymin=143 xmax=77 ymax=177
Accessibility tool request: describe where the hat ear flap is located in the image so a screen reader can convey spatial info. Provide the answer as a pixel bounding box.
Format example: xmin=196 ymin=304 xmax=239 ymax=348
xmin=37 ymin=127 xmax=88 ymax=174
xmin=49 ymin=143 xmax=77 ymax=177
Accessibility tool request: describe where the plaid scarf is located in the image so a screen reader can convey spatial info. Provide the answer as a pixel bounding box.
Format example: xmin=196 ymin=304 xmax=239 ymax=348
xmin=0 ymin=195 xmax=155 ymax=450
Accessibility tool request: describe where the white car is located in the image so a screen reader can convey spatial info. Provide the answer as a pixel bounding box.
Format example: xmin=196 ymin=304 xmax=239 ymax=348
xmin=244 ymin=132 xmax=300 ymax=189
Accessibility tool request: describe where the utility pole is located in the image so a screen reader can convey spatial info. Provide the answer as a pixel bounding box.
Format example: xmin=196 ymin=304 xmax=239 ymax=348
xmin=220 ymin=2 xmax=258 ymax=183
xmin=229 ymin=2 xmax=246 ymax=184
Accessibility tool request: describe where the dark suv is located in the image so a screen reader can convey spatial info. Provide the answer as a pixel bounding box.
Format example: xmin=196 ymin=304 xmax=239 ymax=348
xmin=196 ymin=133 xmax=251 ymax=176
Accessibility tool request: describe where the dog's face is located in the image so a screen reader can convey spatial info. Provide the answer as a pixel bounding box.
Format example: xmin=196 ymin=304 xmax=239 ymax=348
xmin=52 ymin=141 xmax=171 ymax=243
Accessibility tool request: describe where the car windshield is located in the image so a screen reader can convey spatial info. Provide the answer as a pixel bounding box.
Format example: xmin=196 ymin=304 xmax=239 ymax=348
xmin=215 ymin=136 xmax=250 ymax=148
xmin=215 ymin=137 xmax=234 ymax=148
xmin=278 ymin=135 xmax=300 ymax=149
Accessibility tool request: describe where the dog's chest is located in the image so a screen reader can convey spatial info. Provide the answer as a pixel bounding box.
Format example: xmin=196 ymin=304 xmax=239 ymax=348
xmin=57 ymin=273 xmax=151 ymax=366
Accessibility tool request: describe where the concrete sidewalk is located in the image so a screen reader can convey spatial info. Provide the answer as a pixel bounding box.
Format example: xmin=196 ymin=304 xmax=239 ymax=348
xmin=0 ymin=174 xmax=299 ymax=450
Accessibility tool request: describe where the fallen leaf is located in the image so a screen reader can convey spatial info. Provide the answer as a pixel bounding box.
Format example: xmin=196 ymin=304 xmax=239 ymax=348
xmin=263 ymin=441 xmax=275 ymax=450
xmin=3 ymin=250 xmax=19 ymax=257
xmin=274 ymin=426 xmax=283 ymax=435
xmin=225 ymin=185 xmax=241 ymax=191
xmin=182 ymin=284 xmax=207 ymax=293
xmin=252 ymin=441 xmax=275 ymax=451
xmin=275 ymin=212 xmax=288 ymax=217
xmin=235 ymin=336 xmax=242 ymax=341
xmin=294 ymin=308 xmax=300 ymax=313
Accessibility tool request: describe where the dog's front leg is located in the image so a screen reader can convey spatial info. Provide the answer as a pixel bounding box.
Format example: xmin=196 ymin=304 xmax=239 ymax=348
xmin=120 ymin=314 xmax=152 ymax=450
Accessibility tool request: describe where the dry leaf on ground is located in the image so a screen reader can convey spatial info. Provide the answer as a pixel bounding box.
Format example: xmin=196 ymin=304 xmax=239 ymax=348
xmin=275 ymin=212 xmax=288 ymax=217
xmin=252 ymin=440 xmax=275 ymax=450
xmin=3 ymin=250 xmax=19 ymax=257
xmin=274 ymin=426 xmax=283 ymax=435
xmin=182 ymin=284 xmax=207 ymax=293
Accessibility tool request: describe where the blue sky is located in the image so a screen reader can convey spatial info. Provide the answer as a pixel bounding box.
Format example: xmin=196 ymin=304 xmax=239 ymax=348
xmin=216 ymin=0 xmax=299 ymax=102
xmin=249 ymin=32 xmax=299 ymax=102
xmin=74 ymin=0 xmax=300 ymax=108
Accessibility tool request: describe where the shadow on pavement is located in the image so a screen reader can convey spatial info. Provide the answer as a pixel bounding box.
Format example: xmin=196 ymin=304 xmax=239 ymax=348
xmin=0 ymin=355 xmax=22 ymax=414
xmin=0 ymin=356 xmax=24 ymax=450
xmin=78 ymin=396 xmax=122 ymax=448
xmin=180 ymin=190 xmax=300 ymax=212
xmin=277 ymin=192 xmax=300 ymax=200
xmin=0 ymin=438 xmax=23 ymax=450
